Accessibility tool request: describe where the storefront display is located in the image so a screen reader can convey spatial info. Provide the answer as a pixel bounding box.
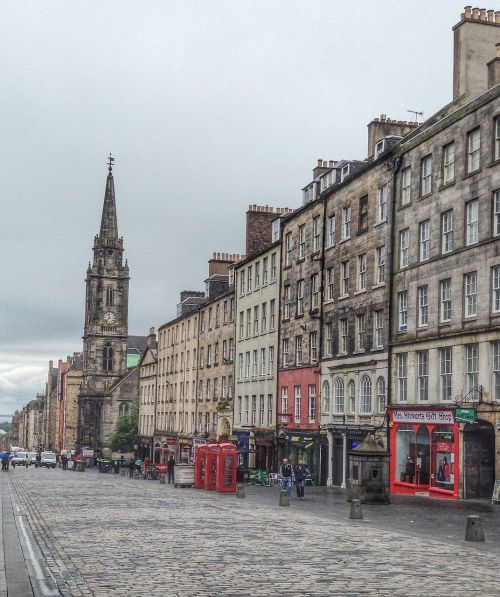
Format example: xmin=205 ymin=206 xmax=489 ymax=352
xmin=389 ymin=409 xmax=459 ymax=499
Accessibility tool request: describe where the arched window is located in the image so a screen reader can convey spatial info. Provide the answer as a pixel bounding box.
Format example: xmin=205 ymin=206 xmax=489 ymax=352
xmin=334 ymin=377 xmax=344 ymax=413
xmin=377 ymin=377 xmax=386 ymax=414
xmin=360 ymin=374 xmax=372 ymax=413
xmin=105 ymin=286 xmax=114 ymax=306
xmin=348 ymin=380 xmax=356 ymax=413
xmin=123 ymin=403 xmax=129 ymax=415
xmin=322 ymin=380 xmax=331 ymax=413
xmin=103 ymin=344 xmax=114 ymax=371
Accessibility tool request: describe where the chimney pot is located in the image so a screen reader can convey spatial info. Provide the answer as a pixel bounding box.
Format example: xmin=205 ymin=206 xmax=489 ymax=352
xmin=496 ymin=42 xmax=500 ymax=57
xmin=487 ymin=9 xmax=495 ymax=21
xmin=479 ymin=8 xmax=487 ymax=21
xmin=317 ymin=159 xmax=322 ymax=166
xmin=472 ymin=7 xmax=480 ymax=19
xmin=495 ymin=10 xmax=500 ymax=22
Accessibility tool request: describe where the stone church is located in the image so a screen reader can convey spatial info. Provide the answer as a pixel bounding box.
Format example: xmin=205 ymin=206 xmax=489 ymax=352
xmin=77 ymin=158 xmax=146 ymax=456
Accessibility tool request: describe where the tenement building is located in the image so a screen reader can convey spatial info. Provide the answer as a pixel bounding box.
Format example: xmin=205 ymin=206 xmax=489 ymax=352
xmin=389 ymin=8 xmax=500 ymax=500
xmin=137 ymin=327 xmax=158 ymax=460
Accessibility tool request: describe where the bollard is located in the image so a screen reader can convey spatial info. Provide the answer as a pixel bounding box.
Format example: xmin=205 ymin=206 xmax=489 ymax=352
xmin=159 ymin=476 xmax=166 ymax=485
xmin=236 ymin=484 xmax=245 ymax=498
xmin=465 ymin=515 xmax=485 ymax=542
xmin=279 ymin=489 xmax=290 ymax=507
xmin=120 ymin=470 xmax=126 ymax=476
xmin=350 ymin=499 xmax=363 ymax=520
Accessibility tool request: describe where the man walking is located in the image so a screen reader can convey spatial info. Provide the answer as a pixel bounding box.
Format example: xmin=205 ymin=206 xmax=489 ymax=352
xmin=280 ymin=458 xmax=294 ymax=498
xmin=293 ymin=460 xmax=308 ymax=499
xmin=167 ymin=455 xmax=175 ymax=484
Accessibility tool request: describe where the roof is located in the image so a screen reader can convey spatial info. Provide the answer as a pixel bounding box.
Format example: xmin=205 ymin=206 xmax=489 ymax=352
xmin=128 ymin=336 xmax=148 ymax=353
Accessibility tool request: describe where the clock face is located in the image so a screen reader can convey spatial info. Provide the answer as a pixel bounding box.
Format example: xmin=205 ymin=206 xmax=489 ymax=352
xmin=103 ymin=311 xmax=116 ymax=325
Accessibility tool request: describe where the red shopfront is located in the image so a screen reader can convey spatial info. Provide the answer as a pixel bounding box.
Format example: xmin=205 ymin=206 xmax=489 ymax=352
xmin=388 ymin=408 xmax=459 ymax=500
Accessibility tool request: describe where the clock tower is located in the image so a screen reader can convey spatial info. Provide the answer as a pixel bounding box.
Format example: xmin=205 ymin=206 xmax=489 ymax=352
xmin=78 ymin=157 xmax=130 ymax=452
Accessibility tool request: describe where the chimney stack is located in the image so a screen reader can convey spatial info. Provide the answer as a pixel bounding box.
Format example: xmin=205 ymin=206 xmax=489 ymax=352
xmin=487 ymin=42 xmax=500 ymax=88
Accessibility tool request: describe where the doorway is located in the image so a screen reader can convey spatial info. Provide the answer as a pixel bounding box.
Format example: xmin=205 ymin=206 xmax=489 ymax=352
xmin=464 ymin=420 xmax=495 ymax=499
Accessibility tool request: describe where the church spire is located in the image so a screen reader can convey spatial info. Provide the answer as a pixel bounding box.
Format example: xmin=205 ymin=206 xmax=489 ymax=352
xmin=99 ymin=154 xmax=118 ymax=242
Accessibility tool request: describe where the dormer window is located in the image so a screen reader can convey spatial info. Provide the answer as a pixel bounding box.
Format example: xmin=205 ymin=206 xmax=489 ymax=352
xmin=340 ymin=164 xmax=350 ymax=182
xmin=375 ymin=139 xmax=385 ymax=159
xmin=303 ymin=184 xmax=314 ymax=204
xmin=272 ymin=219 xmax=280 ymax=242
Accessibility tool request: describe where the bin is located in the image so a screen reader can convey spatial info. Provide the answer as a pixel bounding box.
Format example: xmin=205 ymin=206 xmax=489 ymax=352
xmin=76 ymin=461 xmax=86 ymax=473
xmin=204 ymin=444 xmax=218 ymax=491
xmin=174 ymin=464 xmax=195 ymax=488
xmin=215 ymin=443 xmax=237 ymax=493
xmin=98 ymin=459 xmax=111 ymax=473
xmin=194 ymin=445 xmax=208 ymax=489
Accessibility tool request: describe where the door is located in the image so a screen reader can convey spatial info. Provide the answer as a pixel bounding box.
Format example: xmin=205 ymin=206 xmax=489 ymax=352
xmin=464 ymin=420 xmax=495 ymax=499
xmin=332 ymin=437 xmax=343 ymax=486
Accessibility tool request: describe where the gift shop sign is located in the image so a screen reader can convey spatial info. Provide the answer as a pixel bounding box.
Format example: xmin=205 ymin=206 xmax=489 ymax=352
xmin=392 ymin=410 xmax=455 ymax=424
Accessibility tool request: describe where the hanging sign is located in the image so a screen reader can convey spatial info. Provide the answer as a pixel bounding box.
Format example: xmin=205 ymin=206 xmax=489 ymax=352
xmin=455 ymin=408 xmax=476 ymax=424
xmin=392 ymin=410 xmax=455 ymax=424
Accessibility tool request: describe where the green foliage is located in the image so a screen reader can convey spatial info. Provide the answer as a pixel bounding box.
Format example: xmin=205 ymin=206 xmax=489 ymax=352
xmin=0 ymin=422 xmax=11 ymax=432
xmin=109 ymin=407 xmax=138 ymax=452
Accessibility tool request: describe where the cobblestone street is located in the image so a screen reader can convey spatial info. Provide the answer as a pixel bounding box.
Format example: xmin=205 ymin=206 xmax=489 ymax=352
xmin=2 ymin=467 xmax=500 ymax=596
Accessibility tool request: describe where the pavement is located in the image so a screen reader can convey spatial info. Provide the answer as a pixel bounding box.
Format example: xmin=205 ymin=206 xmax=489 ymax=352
xmin=2 ymin=467 xmax=500 ymax=596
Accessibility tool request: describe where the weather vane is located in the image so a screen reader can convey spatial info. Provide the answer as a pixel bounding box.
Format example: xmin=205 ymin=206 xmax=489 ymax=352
xmin=107 ymin=153 xmax=115 ymax=172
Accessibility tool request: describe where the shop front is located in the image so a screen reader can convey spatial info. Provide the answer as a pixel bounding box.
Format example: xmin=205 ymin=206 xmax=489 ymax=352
xmin=284 ymin=431 xmax=325 ymax=484
xmin=254 ymin=430 xmax=275 ymax=471
xmin=329 ymin=426 xmax=374 ymax=488
xmin=388 ymin=408 xmax=459 ymax=500
xmin=232 ymin=429 xmax=252 ymax=468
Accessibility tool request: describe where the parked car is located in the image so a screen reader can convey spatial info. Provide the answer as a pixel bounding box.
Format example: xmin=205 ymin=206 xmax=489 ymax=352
xmin=29 ymin=452 xmax=38 ymax=466
xmin=11 ymin=451 xmax=30 ymax=468
xmin=40 ymin=452 xmax=57 ymax=468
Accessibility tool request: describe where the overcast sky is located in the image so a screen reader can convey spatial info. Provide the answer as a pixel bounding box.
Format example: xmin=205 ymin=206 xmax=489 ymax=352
xmin=0 ymin=1 xmax=469 ymax=418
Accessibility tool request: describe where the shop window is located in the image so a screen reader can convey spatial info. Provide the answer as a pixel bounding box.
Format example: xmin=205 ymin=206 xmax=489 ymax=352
xmin=396 ymin=424 xmax=416 ymax=483
xmin=431 ymin=425 xmax=454 ymax=491
xmin=416 ymin=425 xmax=430 ymax=485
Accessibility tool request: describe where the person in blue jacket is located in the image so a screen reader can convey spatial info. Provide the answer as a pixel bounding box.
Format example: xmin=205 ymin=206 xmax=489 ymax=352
xmin=293 ymin=460 xmax=309 ymax=499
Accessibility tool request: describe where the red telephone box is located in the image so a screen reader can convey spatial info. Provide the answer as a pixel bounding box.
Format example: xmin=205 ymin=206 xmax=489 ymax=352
xmin=194 ymin=445 xmax=208 ymax=489
xmin=215 ymin=443 xmax=238 ymax=493
xmin=204 ymin=444 xmax=218 ymax=491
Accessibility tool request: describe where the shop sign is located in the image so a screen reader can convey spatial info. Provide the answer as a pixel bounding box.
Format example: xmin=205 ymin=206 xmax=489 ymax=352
xmin=166 ymin=438 xmax=177 ymax=446
xmin=392 ymin=410 xmax=454 ymax=424
xmin=82 ymin=449 xmax=94 ymax=458
xmin=456 ymin=408 xmax=476 ymax=424
xmin=288 ymin=436 xmax=314 ymax=443
xmin=228 ymin=435 xmax=238 ymax=441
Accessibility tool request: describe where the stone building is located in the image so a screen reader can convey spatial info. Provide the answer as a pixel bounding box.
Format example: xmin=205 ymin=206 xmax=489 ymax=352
xmin=389 ymin=7 xmax=500 ymax=500
xmin=43 ymin=360 xmax=59 ymax=451
xmin=58 ymin=353 xmax=83 ymax=454
xmin=138 ymin=327 xmax=158 ymax=460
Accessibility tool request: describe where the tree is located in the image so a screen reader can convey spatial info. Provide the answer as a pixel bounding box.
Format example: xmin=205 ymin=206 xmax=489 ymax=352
xmin=0 ymin=422 xmax=11 ymax=432
xmin=109 ymin=407 xmax=138 ymax=453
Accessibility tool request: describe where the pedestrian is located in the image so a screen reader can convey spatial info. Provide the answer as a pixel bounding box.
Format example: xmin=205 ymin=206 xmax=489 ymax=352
xmin=167 ymin=454 xmax=175 ymax=484
xmin=61 ymin=454 xmax=68 ymax=470
xmin=35 ymin=452 xmax=41 ymax=469
xmin=128 ymin=457 xmax=135 ymax=478
xmin=135 ymin=455 xmax=143 ymax=473
xmin=293 ymin=460 xmax=309 ymax=500
xmin=280 ymin=458 xmax=294 ymax=498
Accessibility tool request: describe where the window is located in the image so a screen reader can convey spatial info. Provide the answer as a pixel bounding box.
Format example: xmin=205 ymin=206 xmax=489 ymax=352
xmin=102 ymin=344 xmax=113 ymax=371
xmin=467 ymin=128 xmax=481 ymax=173
xmin=223 ymin=301 xmax=228 ymax=324
xmin=283 ymin=286 xmax=291 ymax=320
xmin=246 ymin=308 xmax=251 ymax=337
xmin=326 ymin=267 xmax=334 ymax=300
xmin=466 ymin=344 xmax=479 ymax=393
xmin=267 ymin=394 xmax=273 ymax=425
xmin=360 ymin=375 xmax=372 ymax=413
xmin=207 ymin=344 xmax=212 ymax=366
xmin=342 ymin=205 xmax=351 ymax=240
xmin=341 ymin=260 xmax=349 ymax=296
xmin=270 ymin=299 xmax=276 ymax=330
xmin=348 ymin=380 xmax=356 ymax=413
xmin=464 ymin=272 xmax=477 ymax=318
xmin=105 ymin=287 xmax=114 ymax=306
xmin=261 ymin=302 xmax=267 ymax=332
xmin=334 ymin=378 xmax=344 ymax=413
xmin=247 ymin=266 xmax=252 ymax=292
xmin=358 ymin=195 xmax=368 ymax=232
xmin=309 ymin=332 xmax=318 ymax=363
xmin=285 ymin=232 xmax=292 ymax=266
xmin=294 ymin=386 xmax=301 ymax=423
xmin=313 ymin=217 xmax=321 ymax=252
xmin=281 ymin=387 xmax=288 ymax=422
xmin=441 ymin=210 xmax=454 ymax=253
xmin=324 ymin=322 xmax=333 ymax=356
xmin=339 ymin=319 xmax=348 ymax=353
xmin=417 ymin=351 xmax=429 ymax=401
xmin=376 ymin=246 xmax=385 ymax=285
xmin=399 ymin=229 xmax=409 ymax=268
xmin=443 ymin=142 xmax=455 ymax=184
xmin=397 ymin=353 xmax=408 ymax=402
xmin=272 ymin=219 xmax=280 ymax=242
xmin=253 ymin=305 xmax=259 ymax=335
xmin=239 ymin=271 xmax=245 ymax=296
xmin=419 ymin=220 xmax=430 ymax=261
xmin=327 ymin=215 xmax=336 ymax=247
xmin=252 ymin=350 xmax=258 ymax=377
xmin=260 ymin=348 xmax=266 ymax=376
xmin=495 ymin=117 xmax=500 ymax=161
xmin=340 ymin=163 xmax=350 ymax=181
xmin=282 ymin=338 xmax=289 ymax=367
xmin=494 ymin=191 xmax=500 ymax=236
xmin=357 ymin=254 xmax=367 ymax=291
xmin=271 ymin=252 xmax=277 ymax=281
xmin=466 ymin=199 xmax=479 ymax=245
xmin=311 ymin=274 xmax=319 ymax=309
xmin=298 ymin=225 xmax=306 ymax=260
xmin=308 ymin=385 xmax=316 ymax=422
xmin=377 ymin=377 xmax=386 ymax=413
xmin=295 ymin=335 xmax=303 ymax=365
xmin=206 ymin=379 xmax=211 ymax=401
xmin=493 ymin=342 xmax=500 ymax=400
xmin=245 ymin=352 xmax=250 ymax=378
xmin=401 ymin=166 xmax=412 ymax=206
xmin=373 ymin=310 xmax=383 ymax=348
xmin=254 ymin=262 xmax=260 ymax=288
xmin=259 ymin=395 xmax=265 ymax=425
xmin=440 ymin=347 xmax=452 ymax=402
xmin=296 ymin=280 xmax=305 ymax=315
xmin=493 ymin=266 xmax=500 ymax=313
xmin=377 ymin=184 xmax=388 ymax=223
xmin=268 ymin=346 xmax=274 ymax=375
xmin=355 ymin=314 xmax=365 ymax=351
xmin=244 ymin=396 xmax=249 ymax=423
xmin=418 ymin=286 xmax=428 ymax=327
xmin=398 ymin=291 xmax=407 ymax=331
xmin=251 ymin=395 xmax=257 ymax=424
xmin=440 ymin=279 xmax=452 ymax=322
xmin=322 ymin=380 xmax=331 ymax=413
xmin=239 ymin=312 xmax=244 ymax=339
xmin=421 ymin=154 xmax=432 ymax=196
xmin=262 ymin=257 xmax=268 ymax=284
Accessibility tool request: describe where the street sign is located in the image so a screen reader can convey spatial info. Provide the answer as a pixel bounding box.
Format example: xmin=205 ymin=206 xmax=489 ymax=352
xmin=456 ymin=408 xmax=476 ymax=423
